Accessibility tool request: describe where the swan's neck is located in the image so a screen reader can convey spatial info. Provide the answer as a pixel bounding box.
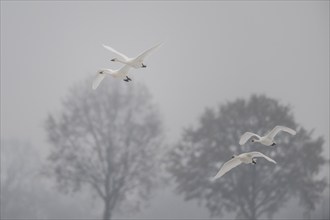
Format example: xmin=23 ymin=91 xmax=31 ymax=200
xmin=253 ymin=139 xmax=261 ymax=143
xmin=105 ymin=69 xmax=114 ymax=75
xmin=116 ymin=59 xmax=129 ymax=65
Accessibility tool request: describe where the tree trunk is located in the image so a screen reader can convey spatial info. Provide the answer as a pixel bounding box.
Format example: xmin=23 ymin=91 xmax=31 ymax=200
xmin=103 ymin=198 xmax=112 ymax=220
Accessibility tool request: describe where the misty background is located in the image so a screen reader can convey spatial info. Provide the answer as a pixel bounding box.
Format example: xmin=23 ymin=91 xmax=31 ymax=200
xmin=1 ymin=1 xmax=329 ymax=219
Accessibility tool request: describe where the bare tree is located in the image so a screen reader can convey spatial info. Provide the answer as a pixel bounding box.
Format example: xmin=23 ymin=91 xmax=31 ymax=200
xmin=45 ymin=78 xmax=163 ymax=219
xmin=1 ymin=139 xmax=40 ymax=218
xmin=167 ymin=94 xmax=327 ymax=219
xmin=1 ymin=139 xmax=98 ymax=219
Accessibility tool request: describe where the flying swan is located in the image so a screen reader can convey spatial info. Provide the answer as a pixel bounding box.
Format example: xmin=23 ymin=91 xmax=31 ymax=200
xmin=239 ymin=125 xmax=296 ymax=146
xmin=102 ymin=43 xmax=162 ymax=69
xmin=213 ymin=151 xmax=276 ymax=180
xmin=92 ymin=64 xmax=132 ymax=90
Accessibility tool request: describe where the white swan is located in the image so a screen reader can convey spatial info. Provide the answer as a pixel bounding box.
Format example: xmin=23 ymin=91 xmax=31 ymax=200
xmin=92 ymin=64 xmax=132 ymax=90
xmin=213 ymin=151 xmax=276 ymax=180
xmin=102 ymin=43 xmax=162 ymax=69
xmin=239 ymin=125 xmax=296 ymax=146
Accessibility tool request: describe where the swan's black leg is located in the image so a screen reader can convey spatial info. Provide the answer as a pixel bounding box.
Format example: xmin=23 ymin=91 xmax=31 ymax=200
xmin=271 ymin=143 xmax=276 ymax=146
xmin=142 ymin=63 xmax=147 ymax=68
xmin=252 ymin=160 xmax=256 ymax=165
xmin=123 ymin=76 xmax=132 ymax=82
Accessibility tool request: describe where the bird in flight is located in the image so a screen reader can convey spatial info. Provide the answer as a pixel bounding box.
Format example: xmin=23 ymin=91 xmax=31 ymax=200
xmin=103 ymin=43 xmax=163 ymax=69
xmin=213 ymin=151 xmax=276 ymax=180
xmin=92 ymin=64 xmax=132 ymax=90
xmin=239 ymin=125 xmax=296 ymax=146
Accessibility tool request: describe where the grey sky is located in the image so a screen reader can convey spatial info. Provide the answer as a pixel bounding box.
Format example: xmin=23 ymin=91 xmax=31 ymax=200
xmin=1 ymin=1 xmax=329 ymax=218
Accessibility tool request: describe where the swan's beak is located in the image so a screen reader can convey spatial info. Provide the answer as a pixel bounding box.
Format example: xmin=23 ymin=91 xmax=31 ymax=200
xmin=111 ymin=58 xmax=116 ymax=61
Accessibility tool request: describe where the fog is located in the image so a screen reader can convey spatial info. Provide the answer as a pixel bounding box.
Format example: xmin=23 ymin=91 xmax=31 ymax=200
xmin=1 ymin=1 xmax=329 ymax=219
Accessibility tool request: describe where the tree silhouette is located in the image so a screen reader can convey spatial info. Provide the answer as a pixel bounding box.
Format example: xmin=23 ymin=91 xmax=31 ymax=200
xmin=167 ymin=94 xmax=327 ymax=219
xmin=45 ymin=78 xmax=163 ymax=219
xmin=1 ymin=139 xmax=97 ymax=219
xmin=1 ymin=139 xmax=40 ymax=218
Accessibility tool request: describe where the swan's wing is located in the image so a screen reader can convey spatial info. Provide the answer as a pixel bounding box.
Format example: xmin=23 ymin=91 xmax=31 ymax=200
xmin=135 ymin=43 xmax=163 ymax=62
xmin=239 ymin=132 xmax=261 ymax=145
xmin=92 ymin=73 xmax=106 ymax=90
xmin=213 ymin=157 xmax=242 ymax=180
xmin=266 ymin=126 xmax=296 ymax=139
xmin=102 ymin=44 xmax=129 ymax=61
xmin=249 ymin=151 xmax=277 ymax=164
